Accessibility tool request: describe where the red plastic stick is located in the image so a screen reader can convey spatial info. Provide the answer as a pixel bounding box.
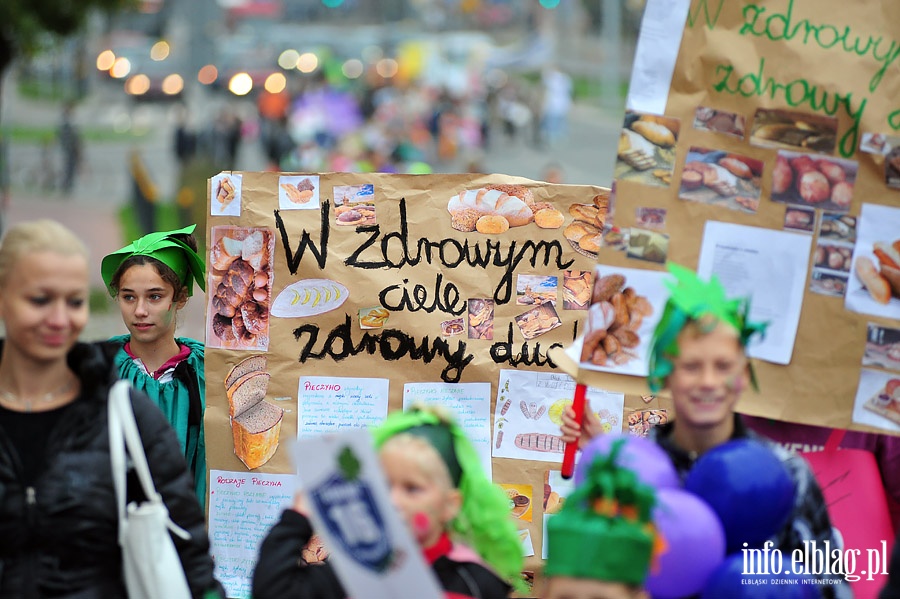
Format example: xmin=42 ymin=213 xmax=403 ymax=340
xmin=561 ymin=383 xmax=587 ymax=479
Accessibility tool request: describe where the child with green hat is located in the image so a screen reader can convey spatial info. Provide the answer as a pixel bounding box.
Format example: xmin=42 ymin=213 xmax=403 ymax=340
xmin=100 ymin=224 xmax=208 ymax=505
xmin=544 ymin=438 xmax=658 ymax=599
xmin=560 ymin=263 xmax=847 ymax=598
xmin=253 ymin=406 xmax=525 ymax=598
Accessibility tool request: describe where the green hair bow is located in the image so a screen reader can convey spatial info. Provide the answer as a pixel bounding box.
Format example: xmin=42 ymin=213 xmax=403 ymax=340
xmin=101 ymin=224 xmax=206 ymax=297
xmin=372 ymin=407 xmax=526 ymax=593
xmin=647 ymin=263 xmax=768 ymax=392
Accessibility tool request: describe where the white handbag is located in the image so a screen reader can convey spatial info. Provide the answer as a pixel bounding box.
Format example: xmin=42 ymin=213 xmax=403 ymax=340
xmin=108 ymin=379 xmax=192 ymax=599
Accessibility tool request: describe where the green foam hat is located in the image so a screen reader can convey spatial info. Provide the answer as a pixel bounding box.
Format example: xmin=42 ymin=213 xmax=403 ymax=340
xmin=545 ymin=438 xmax=658 ymax=586
xmin=647 ymin=263 xmax=768 ymax=393
xmin=101 ymin=224 xmax=206 ymax=297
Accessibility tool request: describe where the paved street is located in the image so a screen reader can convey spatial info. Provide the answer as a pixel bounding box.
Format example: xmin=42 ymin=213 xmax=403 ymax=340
xmin=2 ymin=74 xmax=624 ymax=342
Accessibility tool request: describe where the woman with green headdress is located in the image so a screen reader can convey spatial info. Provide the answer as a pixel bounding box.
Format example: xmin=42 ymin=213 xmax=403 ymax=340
xmin=253 ymin=406 xmax=525 ymax=598
xmin=100 ymin=224 xmax=208 ymax=505
xmin=560 ymin=263 xmax=847 ymax=598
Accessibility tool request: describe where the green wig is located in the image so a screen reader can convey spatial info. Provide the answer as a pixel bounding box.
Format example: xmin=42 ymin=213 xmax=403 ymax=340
xmin=372 ymin=407 xmax=526 ymax=592
xmin=545 ymin=438 xmax=658 ymax=585
xmin=647 ymin=263 xmax=768 ymax=393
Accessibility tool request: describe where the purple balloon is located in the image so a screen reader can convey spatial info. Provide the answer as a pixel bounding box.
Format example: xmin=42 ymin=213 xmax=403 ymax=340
xmin=575 ymin=434 xmax=679 ymax=490
xmin=684 ymin=439 xmax=796 ymax=555
xmin=646 ymin=488 xmax=726 ymax=599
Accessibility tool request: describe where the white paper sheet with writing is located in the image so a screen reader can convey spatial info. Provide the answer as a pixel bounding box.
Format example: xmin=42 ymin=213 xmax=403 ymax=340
xmin=492 ymin=370 xmax=625 ymax=463
xmin=298 ymin=376 xmax=390 ymax=438
xmin=208 ymin=470 xmax=297 ymax=599
xmin=293 ymin=429 xmax=444 ymax=599
xmin=625 ymin=0 xmax=693 ymax=114
xmin=402 ymin=382 xmax=493 ymax=478
xmin=697 ymin=221 xmax=812 ymax=365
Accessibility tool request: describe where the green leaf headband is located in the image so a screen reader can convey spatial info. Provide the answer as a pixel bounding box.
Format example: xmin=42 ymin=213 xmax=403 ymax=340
xmin=101 ymin=224 xmax=206 ymax=298
xmin=545 ymin=438 xmax=658 ymax=585
xmin=372 ymin=407 xmax=526 ymax=592
xmin=647 ymin=263 xmax=768 ymax=393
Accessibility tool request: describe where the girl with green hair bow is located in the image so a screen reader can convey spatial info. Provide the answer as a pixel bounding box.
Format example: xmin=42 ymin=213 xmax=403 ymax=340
xmin=253 ymin=406 xmax=526 ymax=598
xmin=99 ymin=224 xmax=209 ymax=506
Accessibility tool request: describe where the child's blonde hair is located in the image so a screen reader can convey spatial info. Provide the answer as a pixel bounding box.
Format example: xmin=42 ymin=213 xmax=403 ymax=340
xmin=380 ymin=433 xmax=455 ymax=491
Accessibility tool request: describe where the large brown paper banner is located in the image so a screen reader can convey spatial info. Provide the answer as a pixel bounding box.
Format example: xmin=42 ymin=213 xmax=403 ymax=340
xmin=205 ymin=171 xmax=609 ymax=587
xmin=570 ymin=0 xmax=900 ymax=436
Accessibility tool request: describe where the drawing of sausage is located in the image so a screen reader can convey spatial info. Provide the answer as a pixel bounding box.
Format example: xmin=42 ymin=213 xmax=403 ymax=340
xmin=514 ymin=433 xmax=565 ymax=453
xmin=520 ymin=400 xmax=532 ymax=419
xmin=495 ymin=430 xmax=504 ymax=448
xmin=500 ymin=397 xmax=512 ymax=415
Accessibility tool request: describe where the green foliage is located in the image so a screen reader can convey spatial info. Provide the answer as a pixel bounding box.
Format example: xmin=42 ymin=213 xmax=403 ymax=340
xmin=89 ymin=286 xmax=115 ymax=314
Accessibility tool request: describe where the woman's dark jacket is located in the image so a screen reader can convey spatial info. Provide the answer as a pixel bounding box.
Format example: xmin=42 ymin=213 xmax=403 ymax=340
xmin=0 ymin=341 xmax=222 ymax=598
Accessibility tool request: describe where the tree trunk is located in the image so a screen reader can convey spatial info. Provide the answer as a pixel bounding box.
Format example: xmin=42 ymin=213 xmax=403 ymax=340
xmin=0 ymin=33 xmax=15 ymax=119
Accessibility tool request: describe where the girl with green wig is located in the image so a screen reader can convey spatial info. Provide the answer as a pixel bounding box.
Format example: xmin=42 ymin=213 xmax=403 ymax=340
xmin=253 ymin=406 xmax=525 ymax=598
xmin=100 ymin=224 xmax=208 ymax=505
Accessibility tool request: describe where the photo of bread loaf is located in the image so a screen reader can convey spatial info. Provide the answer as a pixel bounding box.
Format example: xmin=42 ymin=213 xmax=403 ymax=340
xmin=750 ymin=108 xmax=837 ymax=154
xmin=223 ymin=354 xmax=283 ymax=470
xmin=615 ymin=110 xmax=680 ymax=187
xmin=207 ymin=226 xmax=274 ymax=351
xmin=680 ymin=147 xmax=764 ymax=214
xmin=515 ymin=302 xmax=562 ymax=340
xmin=693 ymin=106 xmax=746 ymax=138
xmin=580 ymin=271 xmax=655 ymax=368
xmin=562 ymin=270 xmax=593 ymax=310
xmin=278 ymin=175 xmax=320 ymax=210
xmin=564 ymin=196 xmax=609 ymax=259
xmin=770 ymin=150 xmax=857 ymax=212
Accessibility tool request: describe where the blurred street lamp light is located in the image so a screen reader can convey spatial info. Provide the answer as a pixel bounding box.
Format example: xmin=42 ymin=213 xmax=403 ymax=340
xmin=297 ymin=52 xmax=318 ymax=73
xmin=278 ymin=49 xmax=300 ymax=70
xmin=264 ymin=72 xmax=287 ymax=93
xmin=150 ymin=41 xmax=170 ymax=61
xmin=97 ymin=50 xmax=116 ymax=71
xmin=228 ymin=72 xmax=254 ymax=95
xmin=198 ymin=64 xmax=218 ymax=85
xmin=342 ymin=59 xmax=364 ymax=79
xmin=110 ymin=57 xmax=132 ymax=78
xmin=125 ymin=74 xmax=151 ymax=95
xmin=375 ymin=58 xmax=398 ymax=78
xmin=162 ymin=74 xmax=184 ymax=95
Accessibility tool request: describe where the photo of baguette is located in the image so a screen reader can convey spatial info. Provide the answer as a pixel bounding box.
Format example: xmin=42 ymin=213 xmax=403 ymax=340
xmin=845 ymin=205 xmax=900 ymax=320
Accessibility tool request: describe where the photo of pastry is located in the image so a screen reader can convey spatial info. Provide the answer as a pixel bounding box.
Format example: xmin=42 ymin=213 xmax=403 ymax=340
xmin=207 ymin=226 xmax=274 ymax=350
xmin=334 ymin=203 xmax=376 ymax=227
xmin=515 ymin=302 xmax=562 ymax=340
xmin=440 ymin=318 xmax=465 ymax=337
xmin=359 ymin=306 xmax=389 ymax=329
xmin=447 ymin=184 xmax=548 ymax=234
xmin=615 ymin=110 xmax=680 ymax=187
xmin=693 ymin=106 xmax=745 ymax=138
xmin=211 ymin=172 xmax=242 ymax=217
xmin=626 ymin=228 xmax=669 ymax=264
xmin=845 ymin=204 xmax=900 ymax=319
xmin=818 ymin=213 xmax=856 ymax=243
xmin=301 ymin=535 xmax=329 ymax=564
xmin=635 ymin=207 xmax=667 ymax=231
xmin=679 ymin=147 xmax=764 ymax=214
xmin=467 ymin=298 xmax=494 ymax=340
xmin=562 ymin=270 xmax=593 ymax=310
xmin=278 ymin=175 xmax=320 ymax=210
xmin=578 ymin=266 xmax=669 ymax=376
xmin=853 ymin=369 xmax=900 ymax=432
xmin=863 ymin=324 xmax=900 ymax=372
xmin=809 ymin=269 xmax=848 ymax=298
xmin=783 ymin=205 xmax=816 ymax=234
xmin=750 ymin=108 xmax=838 ymax=154
xmin=770 ymin=150 xmax=856 ymax=213
xmin=627 ymin=409 xmax=668 ymax=438
xmin=516 ymin=274 xmax=557 ymax=306
xmin=500 ymin=484 xmax=533 ymax=522
xmin=563 ymin=195 xmax=608 ymax=258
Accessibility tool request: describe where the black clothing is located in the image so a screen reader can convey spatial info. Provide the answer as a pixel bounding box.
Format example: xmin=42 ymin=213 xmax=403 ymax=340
xmin=252 ymin=510 xmax=510 ymax=599
xmin=0 ymin=341 xmax=222 ymax=599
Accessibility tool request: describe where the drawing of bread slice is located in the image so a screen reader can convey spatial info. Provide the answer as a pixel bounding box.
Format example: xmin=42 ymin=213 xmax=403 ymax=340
xmin=232 ymin=400 xmax=283 ymax=469
xmin=226 ymin=371 xmax=270 ymax=418
xmin=224 ymin=354 xmax=268 ymax=391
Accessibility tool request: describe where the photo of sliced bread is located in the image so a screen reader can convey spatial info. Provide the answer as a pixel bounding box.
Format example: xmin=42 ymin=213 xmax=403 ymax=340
xmin=226 ymin=371 xmax=270 ymax=418
xmin=232 ymin=400 xmax=283 ymax=470
xmin=224 ymin=354 xmax=268 ymax=391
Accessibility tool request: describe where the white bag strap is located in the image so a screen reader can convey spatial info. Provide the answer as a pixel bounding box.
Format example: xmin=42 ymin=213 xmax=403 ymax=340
xmin=108 ymin=380 xmax=191 ymax=541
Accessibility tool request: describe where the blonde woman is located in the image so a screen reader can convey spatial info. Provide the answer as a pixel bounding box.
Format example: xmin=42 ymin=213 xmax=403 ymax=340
xmin=0 ymin=220 xmax=222 ymax=598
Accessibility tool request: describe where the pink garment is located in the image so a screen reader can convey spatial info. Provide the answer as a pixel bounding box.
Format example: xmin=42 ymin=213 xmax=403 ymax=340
xmin=743 ymin=414 xmax=900 ymax=530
